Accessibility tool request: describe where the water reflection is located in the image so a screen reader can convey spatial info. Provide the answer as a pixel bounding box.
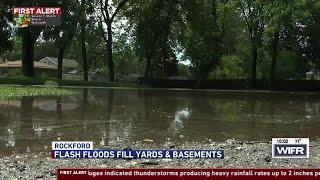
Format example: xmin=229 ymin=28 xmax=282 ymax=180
xmin=56 ymin=96 xmax=62 ymax=120
xmin=169 ymin=108 xmax=191 ymax=133
xmin=1 ymin=89 xmax=320 ymax=155
xmin=20 ymin=97 xmax=34 ymax=152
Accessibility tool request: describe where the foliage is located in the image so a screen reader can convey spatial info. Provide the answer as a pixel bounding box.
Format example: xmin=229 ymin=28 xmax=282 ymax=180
xmin=210 ymin=55 xmax=246 ymax=79
xmin=178 ymin=0 xmax=222 ymax=79
xmin=276 ymin=50 xmax=305 ymax=80
xmin=0 ymin=0 xmax=320 ymax=83
xmin=0 ymin=1 xmax=13 ymax=54
xmin=7 ymin=69 xmax=23 ymax=77
xmin=44 ymin=80 xmax=59 ymax=87
xmin=178 ymin=64 xmax=191 ymax=78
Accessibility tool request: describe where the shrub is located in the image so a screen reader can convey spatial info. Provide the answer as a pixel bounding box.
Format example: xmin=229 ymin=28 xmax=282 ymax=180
xmin=7 ymin=69 xmax=22 ymax=77
xmin=44 ymin=80 xmax=59 ymax=87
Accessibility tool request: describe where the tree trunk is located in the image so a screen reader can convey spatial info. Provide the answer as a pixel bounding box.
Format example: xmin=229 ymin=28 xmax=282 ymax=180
xmin=106 ymin=22 xmax=115 ymax=82
xmin=161 ymin=10 xmax=171 ymax=77
xmin=57 ymin=47 xmax=65 ymax=80
xmin=251 ymin=45 xmax=257 ymax=88
xmin=144 ymin=56 xmax=151 ymax=80
xmin=211 ymin=0 xmax=217 ymax=27
xmin=81 ymin=0 xmax=88 ymax=81
xmin=161 ymin=41 xmax=169 ymax=77
xmin=22 ymin=29 xmax=35 ymax=77
xmin=270 ymin=31 xmax=279 ymax=88
xmin=81 ymin=24 xmax=88 ymax=81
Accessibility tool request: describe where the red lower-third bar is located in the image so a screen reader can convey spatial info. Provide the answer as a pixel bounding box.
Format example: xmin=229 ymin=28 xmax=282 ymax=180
xmin=57 ymin=168 xmax=320 ymax=180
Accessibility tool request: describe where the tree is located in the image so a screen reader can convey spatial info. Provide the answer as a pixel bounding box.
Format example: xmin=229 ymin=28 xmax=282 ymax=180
xmin=128 ymin=0 xmax=162 ymax=80
xmin=1 ymin=37 xmax=21 ymax=61
xmin=178 ymin=0 xmax=222 ymax=79
xmin=43 ymin=0 xmax=78 ymax=79
xmin=210 ymin=55 xmax=246 ymax=79
xmin=0 ymin=2 xmax=13 ymax=54
xmin=237 ymin=0 xmax=265 ymax=88
xmin=3 ymin=0 xmax=60 ymax=77
xmin=21 ymin=27 xmax=42 ymax=76
xmin=80 ymin=0 xmax=89 ymax=81
xmin=56 ymin=32 xmax=75 ymax=79
xmin=129 ymin=0 xmax=189 ymax=79
xmin=294 ymin=0 xmax=320 ymax=76
xmin=264 ymin=0 xmax=295 ymax=86
xmin=100 ymin=0 xmax=129 ymax=82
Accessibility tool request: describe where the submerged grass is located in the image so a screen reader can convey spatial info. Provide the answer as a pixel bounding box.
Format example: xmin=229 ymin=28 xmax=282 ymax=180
xmin=0 ymin=86 xmax=73 ymax=100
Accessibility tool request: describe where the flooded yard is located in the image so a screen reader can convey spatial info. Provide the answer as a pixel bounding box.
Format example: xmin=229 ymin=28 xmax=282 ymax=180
xmin=1 ymin=88 xmax=320 ymax=156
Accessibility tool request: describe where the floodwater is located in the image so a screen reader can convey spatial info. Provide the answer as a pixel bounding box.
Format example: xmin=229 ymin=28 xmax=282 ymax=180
xmin=1 ymin=88 xmax=320 ymax=156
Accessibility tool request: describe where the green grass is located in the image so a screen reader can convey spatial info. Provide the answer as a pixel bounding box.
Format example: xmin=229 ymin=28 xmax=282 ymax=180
xmin=0 ymin=76 xmax=140 ymax=88
xmin=0 ymin=86 xmax=73 ymax=100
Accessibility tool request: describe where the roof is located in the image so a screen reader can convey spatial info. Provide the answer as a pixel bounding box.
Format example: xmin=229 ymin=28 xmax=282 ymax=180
xmin=0 ymin=60 xmax=57 ymax=70
xmin=68 ymin=70 xmax=79 ymax=74
xmin=39 ymin=57 xmax=79 ymax=68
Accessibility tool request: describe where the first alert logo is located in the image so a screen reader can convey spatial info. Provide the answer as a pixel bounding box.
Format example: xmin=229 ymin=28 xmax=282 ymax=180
xmin=13 ymin=7 xmax=61 ymax=15
xmin=59 ymin=170 xmax=131 ymax=177
xmin=60 ymin=170 xmax=106 ymax=178
xmin=60 ymin=170 xmax=87 ymax=175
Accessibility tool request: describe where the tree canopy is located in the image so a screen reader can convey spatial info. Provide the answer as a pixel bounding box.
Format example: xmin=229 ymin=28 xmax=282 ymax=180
xmin=0 ymin=0 xmax=319 ymax=82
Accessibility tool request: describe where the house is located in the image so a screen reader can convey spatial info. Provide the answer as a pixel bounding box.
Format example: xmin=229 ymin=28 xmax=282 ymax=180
xmin=39 ymin=57 xmax=79 ymax=71
xmin=0 ymin=60 xmax=57 ymax=77
xmin=0 ymin=60 xmax=57 ymax=70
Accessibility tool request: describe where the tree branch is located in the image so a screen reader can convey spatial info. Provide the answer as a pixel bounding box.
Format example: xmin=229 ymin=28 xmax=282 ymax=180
xmin=100 ymin=0 xmax=110 ymax=23
xmin=111 ymin=0 xmax=129 ymax=22
xmin=75 ymin=0 xmax=80 ymax=6
xmin=239 ymin=2 xmax=252 ymax=37
xmin=99 ymin=16 xmax=108 ymax=43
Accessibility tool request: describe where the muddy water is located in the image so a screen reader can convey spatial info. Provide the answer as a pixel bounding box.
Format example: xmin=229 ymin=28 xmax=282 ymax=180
xmin=1 ymin=88 xmax=320 ymax=156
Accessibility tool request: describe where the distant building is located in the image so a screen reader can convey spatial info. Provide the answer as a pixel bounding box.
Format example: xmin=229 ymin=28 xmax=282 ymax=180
xmin=0 ymin=60 xmax=57 ymax=77
xmin=0 ymin=60 xmax=57 ymax=70
xmin=39 ymin=57 xmax=79 ymax=70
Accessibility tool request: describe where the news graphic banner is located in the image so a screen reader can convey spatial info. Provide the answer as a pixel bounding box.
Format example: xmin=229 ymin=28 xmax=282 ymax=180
xmin=51 ymin=141 xmax=224 ymax=159
xmin=272 ymin=138 xmax=309 ymax=158
xmin=57 ymin=169 xmax=320 ymax=180
xmin=12 ymin=7 xmax=61 ymax=28
xmin=53 ymin=139 xmax=313 ymax=179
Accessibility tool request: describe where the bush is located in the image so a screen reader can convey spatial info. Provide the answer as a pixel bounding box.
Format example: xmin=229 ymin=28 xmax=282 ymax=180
xmin=40 ymin=72 xmax=49 ymax=79
xmin=7 ymin=69 xmax=22 ymax=77
xmin=44 ymin=80 xmax=59 ymax=87
xmin=276 ymin=50 xmax=305 ymax=80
